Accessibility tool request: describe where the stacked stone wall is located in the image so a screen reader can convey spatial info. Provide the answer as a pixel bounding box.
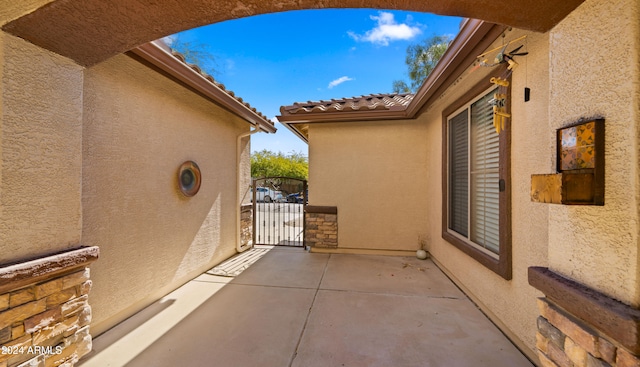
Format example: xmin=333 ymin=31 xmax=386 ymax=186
xmin=305 ymin=206 xmax=338 ymax=248
xmin=530 ymin=267 xmax=640 ymax=367
xmin=240 ymin=204 xmax=253 ymax=248
xmin=0 ymin=247 xmax=98 ymax=367
xmin=536 ymin=298 xmax=640 ymax=367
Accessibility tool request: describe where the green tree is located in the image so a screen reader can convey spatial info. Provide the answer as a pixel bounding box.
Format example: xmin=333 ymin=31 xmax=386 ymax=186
xmin=251 ymin=150 xmax=308 ymax=180
xmin=393 ymin=35 xmax=451 ymax=93
xmin=166 ymin=34 xmax=219 ymax=77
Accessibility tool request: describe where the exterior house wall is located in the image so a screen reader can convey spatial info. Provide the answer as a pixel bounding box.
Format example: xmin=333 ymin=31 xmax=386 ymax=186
xmin=82 ymin=54 xmax=250 ymax=335
xmin=308 ymin=120 xmax=429 ymax=252
xmin=0 ymin=32 xmax=84 ymax=263
xmin=529 ymin=1 xmax=640 ymax=365
xmin=422 ymin=29 xmax=550 ymax=358
xmin=546 ymin=0 xmax=640 ymax=307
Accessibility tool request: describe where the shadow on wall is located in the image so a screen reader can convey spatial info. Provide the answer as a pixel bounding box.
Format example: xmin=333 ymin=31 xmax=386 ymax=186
xmin=80 ymin=53 xmax=248 ymax=334
xmin=83 ymin=156 xmax=236 ymax=334
xmin=172 ymin=193 xmax=224 ymax=282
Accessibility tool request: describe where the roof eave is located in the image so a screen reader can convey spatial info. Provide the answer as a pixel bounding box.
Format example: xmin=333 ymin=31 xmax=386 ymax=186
xmin=280 ymin=122 xmax=309 ymax=144
xmin=129 ymin=42 xmax=277 ymax=133
xmin=277 ymin=108 xmax=409 ymax=124
xmin=277 ymin=109 xmax=409 ymax=142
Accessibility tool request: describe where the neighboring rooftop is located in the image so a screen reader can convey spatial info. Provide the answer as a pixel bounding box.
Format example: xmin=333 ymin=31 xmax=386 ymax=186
xmin=276 ymin=93 xmax=414 ymax=143
xmin=279 ymin=93 xmax=414 ymax=116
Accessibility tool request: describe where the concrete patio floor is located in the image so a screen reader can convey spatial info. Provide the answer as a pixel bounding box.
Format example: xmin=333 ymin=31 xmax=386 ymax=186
xmin=79 ymin=246 xmax=534 ymax=367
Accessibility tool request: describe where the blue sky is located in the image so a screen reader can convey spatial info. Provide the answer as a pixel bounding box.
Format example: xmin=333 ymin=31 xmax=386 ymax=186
xmin=165 ymin=10 xmax=463 ymax=155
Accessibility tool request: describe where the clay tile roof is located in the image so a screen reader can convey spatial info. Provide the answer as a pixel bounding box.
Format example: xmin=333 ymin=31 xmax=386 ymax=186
xmin=139 ymin=40 xmax=275 ymax=131
xmin=280 ymin=93 xmax=414 ymax=116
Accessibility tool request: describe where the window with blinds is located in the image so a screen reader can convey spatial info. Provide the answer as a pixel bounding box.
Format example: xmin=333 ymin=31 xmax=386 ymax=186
xmin=447 ymin=87 xmax=500 ymax=255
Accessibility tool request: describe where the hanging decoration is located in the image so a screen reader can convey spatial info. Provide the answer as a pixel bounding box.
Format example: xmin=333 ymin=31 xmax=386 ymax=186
xmin=476 ymin=35 xmax=529 ymax=70
xmin=475 ymin=32 xmax=529 ymax=134
xmin=489 ymin=74 xmax=511 ymax=134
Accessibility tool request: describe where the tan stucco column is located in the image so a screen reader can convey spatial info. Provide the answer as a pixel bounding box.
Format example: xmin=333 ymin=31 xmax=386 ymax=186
xmin=531 ymin=0 xmax=640 ymax=366
xmin=546 ymin=0 xmax=640 ymax=308
xmin=0 ymin=31 xmax=84 ymax=263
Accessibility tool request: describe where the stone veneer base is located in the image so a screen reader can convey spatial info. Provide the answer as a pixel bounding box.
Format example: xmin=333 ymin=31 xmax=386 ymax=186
xmin=304 ymin=206 xmax=338 ymax=249
xmin=240 ymin=204 xmax=253 ymax=249
xmin=0 ymin=247 xmax=99 ymax=367
xmin=529 ymin=266 xmax=640 ymax=367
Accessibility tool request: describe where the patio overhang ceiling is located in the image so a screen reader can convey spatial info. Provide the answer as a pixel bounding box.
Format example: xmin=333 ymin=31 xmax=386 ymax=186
xmin=3 ymin=0 xmax=584 ymax=68
xmin=277 ymin=19 xmax=505 ymax=142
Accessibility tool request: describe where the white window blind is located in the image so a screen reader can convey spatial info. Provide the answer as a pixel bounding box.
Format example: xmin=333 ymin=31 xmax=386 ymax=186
xmin=448 ymin=87 xmax=500 ymax=255
xmin=470 ymin=91 xmax=500 ymax=254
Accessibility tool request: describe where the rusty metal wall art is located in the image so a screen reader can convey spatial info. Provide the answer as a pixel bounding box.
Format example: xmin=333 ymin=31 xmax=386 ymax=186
xmin=178 ymin=161 xmax=202 ymax=197
xmin=531 ymin=119 xmax=605 ymax=205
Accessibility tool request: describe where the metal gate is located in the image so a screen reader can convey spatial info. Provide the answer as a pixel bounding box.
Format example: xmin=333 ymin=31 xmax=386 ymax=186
xmin=252 ymin=177 xmax=307 ymax=247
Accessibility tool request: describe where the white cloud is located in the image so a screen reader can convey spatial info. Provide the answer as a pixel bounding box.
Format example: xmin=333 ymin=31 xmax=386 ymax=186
xmin=161 ymin=35 xmax=177 ymax=46
xmin=225 ymin=59 xmax=236 ymax=76
xmin=348 ymin=12 xmax=422 ymax=46
xmin=328 ymin=76 xmax=354 ymax=89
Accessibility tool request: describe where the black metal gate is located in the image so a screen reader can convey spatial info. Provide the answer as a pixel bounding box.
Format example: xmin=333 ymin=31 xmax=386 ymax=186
xmin=252 ymin=177 xmax=307 ymax=247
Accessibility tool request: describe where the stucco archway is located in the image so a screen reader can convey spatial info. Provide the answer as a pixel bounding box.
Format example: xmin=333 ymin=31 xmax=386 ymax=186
xmin=3 ymin=0 xmax=584 ymax=67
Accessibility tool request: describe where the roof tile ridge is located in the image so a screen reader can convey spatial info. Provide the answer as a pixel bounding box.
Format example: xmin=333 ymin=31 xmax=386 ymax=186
xmin=309 ymin=105 xmax=329 ymax=113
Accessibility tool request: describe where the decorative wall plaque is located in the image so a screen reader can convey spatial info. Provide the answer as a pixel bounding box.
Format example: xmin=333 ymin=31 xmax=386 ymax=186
xmin=178 ymin=161 xmax=201 ymax=197
xmin=531 ymin=119 xmax=604 ymax=205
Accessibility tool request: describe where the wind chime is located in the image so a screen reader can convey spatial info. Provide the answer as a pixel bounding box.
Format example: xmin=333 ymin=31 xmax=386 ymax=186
xmin=476 ymin=34 xmax=528 ymax=134
xmin=489 ymin=76 xmax=510 ymax=134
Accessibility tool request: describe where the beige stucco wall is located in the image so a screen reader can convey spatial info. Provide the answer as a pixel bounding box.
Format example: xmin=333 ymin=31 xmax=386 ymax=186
xmin=309 ymin=120 xmax=429 ymax=252
xmin=82 ymin=53 xmax=250 ymax=335
xmin=0 ymin=31 xmax=84 ymax=264
xmin=546 ymin=0 xmax=640 ymax=307
xmin=419 ymin=29 xmax=550 ymax=357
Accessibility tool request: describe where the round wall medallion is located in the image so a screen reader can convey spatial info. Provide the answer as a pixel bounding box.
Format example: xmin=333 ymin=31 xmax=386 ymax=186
xmin=178 ymin=161 xmax=201 ymax=197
